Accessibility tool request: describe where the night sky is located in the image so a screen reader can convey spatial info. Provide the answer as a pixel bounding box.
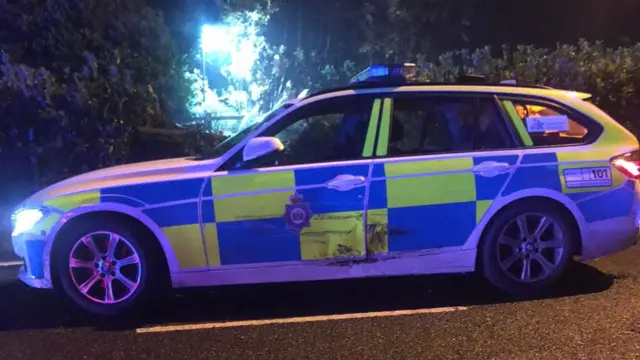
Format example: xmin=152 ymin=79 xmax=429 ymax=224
xmin=468 ymin=0 xmax=640 ymax=49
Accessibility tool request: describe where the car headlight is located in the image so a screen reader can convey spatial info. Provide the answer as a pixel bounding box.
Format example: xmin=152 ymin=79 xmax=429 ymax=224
xmin=11 ymin=208 xmax=46 ymax=236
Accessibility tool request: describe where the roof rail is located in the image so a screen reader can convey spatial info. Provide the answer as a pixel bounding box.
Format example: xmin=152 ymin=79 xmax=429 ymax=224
xmin=307 ymin=81 xmax=559 ymax=99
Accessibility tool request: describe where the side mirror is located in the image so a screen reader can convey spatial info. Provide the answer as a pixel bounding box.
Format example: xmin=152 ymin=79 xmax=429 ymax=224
xmin=242 ymin=137 xmax=285 ymax=162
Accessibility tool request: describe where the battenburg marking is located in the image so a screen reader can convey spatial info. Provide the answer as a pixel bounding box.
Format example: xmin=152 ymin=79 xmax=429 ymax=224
xmin=283 ymin=194 xmax=313 ymax=231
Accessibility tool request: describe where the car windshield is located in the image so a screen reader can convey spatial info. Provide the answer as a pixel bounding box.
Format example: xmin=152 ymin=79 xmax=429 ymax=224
xmin=192 ymin=103 xmax=293 ymax=160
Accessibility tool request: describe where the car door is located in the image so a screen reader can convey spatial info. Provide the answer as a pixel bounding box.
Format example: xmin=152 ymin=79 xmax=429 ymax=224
xmin=366 ymin=92 xmax=522 ymax=257
xmin=201 ymin=94 xmax=382 ymax=268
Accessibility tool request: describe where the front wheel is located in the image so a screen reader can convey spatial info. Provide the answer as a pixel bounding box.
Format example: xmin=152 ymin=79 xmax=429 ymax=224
xmin=54 ymin=219 xmax=150 ymax=316
xmin=480 ymin=201 xmax=578 ymax=295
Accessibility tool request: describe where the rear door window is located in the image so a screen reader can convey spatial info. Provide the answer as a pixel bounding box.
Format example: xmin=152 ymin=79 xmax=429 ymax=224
xmin=379 ymin=94 xmax=516 ymax=157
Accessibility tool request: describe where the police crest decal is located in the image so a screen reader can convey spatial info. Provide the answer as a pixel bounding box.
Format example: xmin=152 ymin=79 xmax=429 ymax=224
xmin=283 ymin=193 xmax=312 ymax=231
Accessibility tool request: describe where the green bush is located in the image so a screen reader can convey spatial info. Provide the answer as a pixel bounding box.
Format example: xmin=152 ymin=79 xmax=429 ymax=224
xmin=0 ymin=0 xmax=226 ymax=258
xmin=417 ymin=40 xmax=640 ymax=135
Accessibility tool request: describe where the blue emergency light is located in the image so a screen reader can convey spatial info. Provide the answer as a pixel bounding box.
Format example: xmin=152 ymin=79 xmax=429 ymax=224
xmin=349 ymin=63 xmax=417 ymax=84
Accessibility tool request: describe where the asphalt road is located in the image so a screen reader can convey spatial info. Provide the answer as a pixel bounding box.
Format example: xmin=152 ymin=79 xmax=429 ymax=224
xmin=2 ymin=247 xmax=640 ymax=360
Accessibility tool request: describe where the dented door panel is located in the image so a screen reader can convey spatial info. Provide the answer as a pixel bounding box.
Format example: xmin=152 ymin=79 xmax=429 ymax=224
xmin=202 ymin=162 xmax=372 ymax=268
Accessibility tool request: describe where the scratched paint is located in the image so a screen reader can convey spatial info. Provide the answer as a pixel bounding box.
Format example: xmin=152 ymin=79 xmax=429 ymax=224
xmin=367 ymin=223 xmax=388 ymax=254
xmin=300 ymin=212 xmax=365 ymax=260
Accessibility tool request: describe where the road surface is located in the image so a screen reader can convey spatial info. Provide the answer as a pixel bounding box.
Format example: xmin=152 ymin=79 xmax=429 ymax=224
xmin=2 ymin=247 xmax=640 ymax=360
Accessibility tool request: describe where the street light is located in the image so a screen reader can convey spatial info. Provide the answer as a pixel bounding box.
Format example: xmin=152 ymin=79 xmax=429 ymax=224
xmin=202 ymin=24 xmax=232 ymax=54
xmin=200 ymin=23 xmax=234 ymax=109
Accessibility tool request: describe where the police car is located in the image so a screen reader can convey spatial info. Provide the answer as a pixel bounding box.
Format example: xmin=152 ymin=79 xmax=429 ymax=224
xmin=10 ymin=63 xmax=640 ymax=315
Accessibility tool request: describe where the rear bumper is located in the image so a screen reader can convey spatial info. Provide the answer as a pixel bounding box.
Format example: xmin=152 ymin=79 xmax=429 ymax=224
xmin=579 ymin=217 xmax=639 ymax=260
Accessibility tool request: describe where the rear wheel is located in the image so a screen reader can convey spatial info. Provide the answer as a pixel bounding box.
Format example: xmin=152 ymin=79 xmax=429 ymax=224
xmin=480 ymin=201 xmax=578 ymax=295
xmin=54 ymin=218 xmax=151 ymax=316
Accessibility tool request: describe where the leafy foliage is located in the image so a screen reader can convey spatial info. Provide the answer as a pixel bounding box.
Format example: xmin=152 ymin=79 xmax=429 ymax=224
xmin=416 ymin=40 xmax=640 ymax=134
xmin=359 ymin=0 xmax=476 ymax=63
xmin=0 ymin=0 xmax=214 ymax=213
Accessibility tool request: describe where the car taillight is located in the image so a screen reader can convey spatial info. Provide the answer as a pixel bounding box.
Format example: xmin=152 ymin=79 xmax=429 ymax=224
xmin=611 ymin=149 xmax=640 ymax=179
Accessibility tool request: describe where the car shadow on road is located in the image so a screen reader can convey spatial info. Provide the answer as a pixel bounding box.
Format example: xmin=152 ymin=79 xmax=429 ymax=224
xmin=0 ymin=261 xmax=616 ymax=332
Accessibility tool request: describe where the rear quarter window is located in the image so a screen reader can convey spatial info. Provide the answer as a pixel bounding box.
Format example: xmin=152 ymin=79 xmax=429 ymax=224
xmin=501 ymin=98 xmax=602 ymax=147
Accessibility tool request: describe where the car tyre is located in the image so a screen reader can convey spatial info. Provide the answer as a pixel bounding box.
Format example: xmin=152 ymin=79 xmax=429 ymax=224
xmin=54 ymin=217 xmax=152 ymax=316
xmin=480 ymin=200 xmax=578 ymax=295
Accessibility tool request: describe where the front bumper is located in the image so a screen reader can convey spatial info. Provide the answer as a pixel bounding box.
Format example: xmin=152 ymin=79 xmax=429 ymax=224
xmin=12 ymin=233 xmax=51 ymax=289
xmin=18 ymin=265 xmax=50 ymax=289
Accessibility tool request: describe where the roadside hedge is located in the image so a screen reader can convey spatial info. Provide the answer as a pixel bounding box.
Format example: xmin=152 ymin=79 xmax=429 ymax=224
xmin=419 ymin=40 xmax=640 ymax=135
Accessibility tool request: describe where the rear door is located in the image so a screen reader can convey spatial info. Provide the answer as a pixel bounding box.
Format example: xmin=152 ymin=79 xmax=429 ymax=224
xmin=202 ymin=94 xmax=383 ymax=269
xmin=365 ymin=92 xmax=521 ymax=258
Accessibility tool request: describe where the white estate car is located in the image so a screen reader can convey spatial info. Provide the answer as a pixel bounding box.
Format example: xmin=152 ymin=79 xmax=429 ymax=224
xmin=10 ymin=64 xmax=640 ymax=315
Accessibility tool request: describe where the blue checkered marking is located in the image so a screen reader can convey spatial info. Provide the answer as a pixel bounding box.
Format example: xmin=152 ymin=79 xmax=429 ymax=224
xmin=294 ymin=164 xmax=369 ymax=214
xmin=577 ymin=180 xmax=636 ymax=222
xmin=387 ymin=202 xmax=476 ymax=252
xmin=216 ymin=218 xmax=302 ymax=265
xmin=98 ymin=195 xmax=146 ymax=208
xmin=473 ymin=155 xmax=519 ymax=201
xmin=520 ymin=153 xmax=558 ymax=165
xmin=101 ymin=178 xmax=207 ymax=205
xmin=200 ymin=178 xmax=216 ymax=223
xmin=368 ymin=163 xmax=388 ymax=210
xmin=213 ymin=164 xmax=371 ymax=265
xmin=503 ymin=153 xmax=561 ymax=196
xmin=25 ymin=240 xmax=45 ymax=279
xmin=142 ymin=202 xmax=200 ymax=227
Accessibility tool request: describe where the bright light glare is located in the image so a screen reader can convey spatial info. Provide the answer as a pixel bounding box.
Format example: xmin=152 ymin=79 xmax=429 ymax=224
xmin=614 ymin=159 xmax=640 ymax=177
xmin=190 ymin=12 xmax=294 ymax=134
xmin=200 ymin=22 xmax=261 ymax=81
xmin=12 ymin=208 xmax=44 ymax=236
xmin=201 ymin=25 xmax=233 ymax=54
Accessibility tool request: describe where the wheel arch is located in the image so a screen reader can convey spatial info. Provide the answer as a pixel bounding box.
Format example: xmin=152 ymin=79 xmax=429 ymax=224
xmin=45 ymin=203 xmax=177 ymax=289
xmin=465 ymin=188 xmax=587 ymax=256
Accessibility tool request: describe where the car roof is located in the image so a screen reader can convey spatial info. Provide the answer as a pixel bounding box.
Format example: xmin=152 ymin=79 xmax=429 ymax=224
xmin=304 ymin=82 xmax=591 ymax=100
xmin=305 ymin=82 xmax=591 ymax=102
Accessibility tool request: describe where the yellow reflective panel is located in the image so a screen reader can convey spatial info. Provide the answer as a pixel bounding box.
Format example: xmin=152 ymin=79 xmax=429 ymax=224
xmin=375 ymin=98 xmax=393 ymax=157
xmin=362 ymin=98 xmax=382 ymax=157
xmin=203 ymin=223 xmax=220 ymax=267
xmin=502 ymin=100 xmax=533 ymax=146
xmin=366 ymin=209 xmax=388 ymax=255
xmin=211 ymin=171 xmax=295 ymax=196
xmin=383 ymin=158 xmax=475 ymax=208
xmin=32 ymin=213 xmax=62 ymax=236
xmin=300 ymin=211 xmax=365 ymax=260
xmin=476 ymin=200 xmax=492 ymax=224
xmin=384 ymin=157 xmax=473 ymax=177
xmin=214 ymin=190 xmax=294 ymax=223
xmin=44 ymin=191 xmax=100 ymax=211
xmin=386 ymin=172 xmax=476 ymax=208
xmin=162 ymin=224 xmax=207 ymax=269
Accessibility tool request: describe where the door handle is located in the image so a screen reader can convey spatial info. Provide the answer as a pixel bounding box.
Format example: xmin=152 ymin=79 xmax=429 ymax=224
xmin=326 ymin=174 xmax=367 ymax=191
xmin=472 ymin=161 xmax=511 ymax=177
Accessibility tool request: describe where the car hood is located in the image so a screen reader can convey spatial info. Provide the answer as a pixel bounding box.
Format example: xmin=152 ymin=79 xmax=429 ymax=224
xmin=25 ymin=156 xmax=223 ymax=206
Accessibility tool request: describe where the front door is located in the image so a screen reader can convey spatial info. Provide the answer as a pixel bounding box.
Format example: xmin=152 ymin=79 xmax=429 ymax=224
xmin=366 ymin=93 xmax=521 ymax=257
xmin=202 ymin=94 xmax=381 ymax=268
